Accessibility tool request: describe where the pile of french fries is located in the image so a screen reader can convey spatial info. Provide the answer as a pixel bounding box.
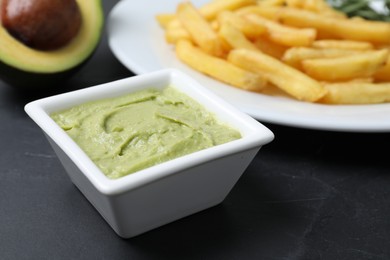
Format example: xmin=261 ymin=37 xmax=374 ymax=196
xmin=156 ymin=0 xmax=390 ymax=104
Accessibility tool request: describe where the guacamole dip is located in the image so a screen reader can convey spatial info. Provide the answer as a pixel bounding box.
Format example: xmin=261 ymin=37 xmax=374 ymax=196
xmin=51 ymin=87 xmax=241 ymax=179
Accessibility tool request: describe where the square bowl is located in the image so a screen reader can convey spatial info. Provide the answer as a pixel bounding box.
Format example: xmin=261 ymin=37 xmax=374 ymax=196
xmin=24 ymin=68 xmax=274 ymax=238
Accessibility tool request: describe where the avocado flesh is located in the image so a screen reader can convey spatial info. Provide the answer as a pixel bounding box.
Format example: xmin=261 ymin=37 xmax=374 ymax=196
xmin=0 ymin=0 xmax=103 ymax=88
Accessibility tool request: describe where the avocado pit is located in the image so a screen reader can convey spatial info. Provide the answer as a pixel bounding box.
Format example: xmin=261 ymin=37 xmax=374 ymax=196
xmin=1 ymin=0 xmax=82 ymax=50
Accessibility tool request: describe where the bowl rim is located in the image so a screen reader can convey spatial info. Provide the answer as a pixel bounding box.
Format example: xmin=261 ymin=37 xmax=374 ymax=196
xmin=24 ymin=68 xmax=274 ymax=195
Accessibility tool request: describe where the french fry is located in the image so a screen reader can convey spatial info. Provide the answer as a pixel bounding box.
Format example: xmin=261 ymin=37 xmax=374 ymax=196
xmin=311 ymin=40 xmax=374 ymax=50
xmin=177 ymin=2 xmax=225 ymax=57
xmin=243 ymin=13 xmax=317 ymax=47
xmin=176 ymin=40 xmax=267 ymax=91
xmin=200 ymin=0 xmax=256 ymax=20
xmin=248 ymin=6 xmax=390 ymax=44
xmin=228 ymin=49 xmax=327 ymax=102
xmin=155 ymin=14 xmax=176 ymax=29
xmin=218 ymin=22 xmax=259 ymax=51
xmin=259 ymin=83 xmax=293 ymax=98
xmin=285 ymin=0 xmax=303 ymax=8
xmin=320 ymin=82 xmax=390 ymax=104
xmin=210 ymin=20 xmax=219 ymax=31
xmin=346 ymin=77 xmax=374 ymax=83
xmin=164 ymin=19 xmax=191 ymax=44
xmin=253 ymin=36 xmax=288 ymax=59
xmin=217 ymin=10 xmax=266 ymax=39
xmin=302 ymin=49 xmax=389 ymax=81
xmin=282 ymin=47 xmax=363 ymax=69
xmin=235 ymin=5 xmax=270 ymax=17
xmin=374 ymin=54 xmax=390 ymax=82
xmin=257 ymin=0 xmax=285 ymax=7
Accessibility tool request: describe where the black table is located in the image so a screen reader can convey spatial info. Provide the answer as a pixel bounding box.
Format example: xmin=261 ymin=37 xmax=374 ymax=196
xmin=1 ymin=1 xmax=390 ymax=259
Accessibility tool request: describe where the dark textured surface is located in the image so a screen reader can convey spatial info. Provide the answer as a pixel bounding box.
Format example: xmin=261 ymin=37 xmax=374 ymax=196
xmin=1 ymin=1 xmax=390 ymax=259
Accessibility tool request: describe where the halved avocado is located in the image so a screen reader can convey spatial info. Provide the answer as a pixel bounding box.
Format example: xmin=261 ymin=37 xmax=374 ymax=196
xmin=0 ymin=0 xmax=104 ymax=88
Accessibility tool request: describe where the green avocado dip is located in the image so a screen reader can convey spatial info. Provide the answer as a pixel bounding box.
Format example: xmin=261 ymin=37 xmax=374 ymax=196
xmin=51 ymin=87 xmax=241 ymax=179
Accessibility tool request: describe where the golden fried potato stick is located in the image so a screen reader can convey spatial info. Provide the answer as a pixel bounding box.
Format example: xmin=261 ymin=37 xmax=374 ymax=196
xmin=320 ymin=82 xmax=390 ymax=104
xmin=177 ymin=2 xmax=225 ymax=57
xmin=243 ymin=13 xmax=317 ymax=47
xmin=200 ymin=0 xmax=256 ymax=20
xmin=282 ymin=47 xmax=364 ymax=69
xmin=302 ymin=49 xmax=389 ymax=81
xmin=155 ymin=14 xmax=176 ymax=29
xmin=218 ymin=22 xmax=259 ymax=51
xmin=285 ymin=0 xmax=305 ymax=8
xmin=253 ymin=36 xmax=288 ymax=59
xmin=374 ymin=53 xmax=390 ymax=82
xmin=257 ymin=0 xmax=285 ymax=7
xmin=228 ymin=49 xmax=327 ymax=102
xmin=217 ymin=10 xmax=266 ymax=39
xmin=235 ymin=5 xmax=269 ymax=16
xmin=311 ymin=40 xmax=374 ymax=50
xmin=164 ymin=19 xmax=191 ymax=44
xmin=243 ymin=6 xmax=390 ymax=44
xmin=176 ymin=40 xmax=267 ymax=91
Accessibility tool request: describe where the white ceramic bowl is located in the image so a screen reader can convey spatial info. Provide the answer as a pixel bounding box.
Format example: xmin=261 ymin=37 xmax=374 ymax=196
xmin=24 ymin=69 xmax=274 ymax=238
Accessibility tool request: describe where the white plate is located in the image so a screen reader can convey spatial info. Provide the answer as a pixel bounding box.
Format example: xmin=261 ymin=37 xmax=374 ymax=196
xmin=107 ymin=0 xmax=390 ymax=132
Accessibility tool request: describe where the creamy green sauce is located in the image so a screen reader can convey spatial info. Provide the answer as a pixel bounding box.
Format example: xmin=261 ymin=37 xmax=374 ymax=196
xmin=51 ymin=87 xmax=241 ymax=179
